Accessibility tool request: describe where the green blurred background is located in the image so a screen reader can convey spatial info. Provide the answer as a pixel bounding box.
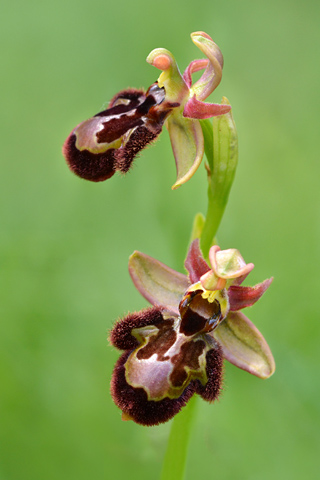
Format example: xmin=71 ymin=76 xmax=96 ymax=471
xmin=1 ymin=0 xmax=319 ymax=478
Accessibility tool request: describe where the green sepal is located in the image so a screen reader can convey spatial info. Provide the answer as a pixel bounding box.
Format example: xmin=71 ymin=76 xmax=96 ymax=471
xmin=213 ymin=311 xmax=275 ymax=379
xmin=190 ymin=212 xmax=205 ymax=242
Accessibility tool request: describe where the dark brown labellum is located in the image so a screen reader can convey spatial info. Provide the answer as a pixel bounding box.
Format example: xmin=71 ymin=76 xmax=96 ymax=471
xmin=109 ymin=305 xmax=223 ymax=425
xmin=63 ymin=83 xmax=173 ymax=182
xmin=111 ymin=351 xmax=196 ymax=426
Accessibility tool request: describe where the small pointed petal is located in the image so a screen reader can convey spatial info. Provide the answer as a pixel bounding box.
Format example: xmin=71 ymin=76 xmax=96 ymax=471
xmin=183 ymin=95 xmax=231 ymax=119
xmin=228 ymin=278 xmax=273 ymax=311
xmin=184 ymin=239 xmax=210 ymax=283
xmin=183 ymin=59 xmax=209 ymax=88
xmin=129 ymin=251 xmax=189 ymax=314
xmin=189 ymin=32 xmax=224 ymax=101
xmin=213 ymin=311 xmax=275 ymax=379
xmin=167 ymin=112 xmax=204 ymax=189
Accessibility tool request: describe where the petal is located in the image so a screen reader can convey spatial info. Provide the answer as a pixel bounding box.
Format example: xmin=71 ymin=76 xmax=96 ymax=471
xmin=189 ymin=32 xmax=224 ymax=101
xmin=184 ymin=239 xmax=210 ymax=283
xmin=183 ymin=95 xmax=231 ymax=119
xmin=213 ymin=311 xmax=275 ymax=379
xmin=183 ymin=59 xmax=209 ymax=88
xmin=129 ymin=251 xmax=189 ymax=314
xmin=166 ymin=111 xmax=204 ymax=189
xmin=228 ymin=278 xmax=273 ymax=311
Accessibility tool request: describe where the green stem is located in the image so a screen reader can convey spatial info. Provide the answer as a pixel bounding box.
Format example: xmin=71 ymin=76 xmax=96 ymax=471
xmin=199 ymin=118 xmax=222 ymax=258
xmin=199 ymin=104 xmax=238 ymax=259
xmin=160 ymin=396 xmax=197 ymax=480
xmin=200 ymin=189 xmax=224 ymax=257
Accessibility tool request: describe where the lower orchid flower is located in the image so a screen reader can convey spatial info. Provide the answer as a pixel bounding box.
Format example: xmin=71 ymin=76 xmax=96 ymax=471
xmin=109 ymin=240 xmax=275 ymax=426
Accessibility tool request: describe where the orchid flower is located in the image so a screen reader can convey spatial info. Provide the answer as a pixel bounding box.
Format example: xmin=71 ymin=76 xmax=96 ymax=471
xmin=109 ymin=240 xmax=275 ymax=426
xmin=62 ymin=32 xmax=230 ymax=187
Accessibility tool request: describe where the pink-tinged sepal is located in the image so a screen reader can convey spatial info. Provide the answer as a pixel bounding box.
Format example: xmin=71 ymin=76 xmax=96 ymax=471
xmin=228 ymin=278 xmax=273 ymax=311
xmin=129 ymin=251 xmax=189 ymax=315
xmin=183 ymin=95 xmax=231 ymax=119
xmin=213 ymin=311 xmax=275 ymax=379
xmin=184 ymin=238 xmax=210 ymax=283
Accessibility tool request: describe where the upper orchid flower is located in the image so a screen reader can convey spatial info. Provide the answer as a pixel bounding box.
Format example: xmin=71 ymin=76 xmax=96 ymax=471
xmin=62 ymin=32 xmax=230 ymax=187
xmin=109 ymin=240 xmax=275 ymax=426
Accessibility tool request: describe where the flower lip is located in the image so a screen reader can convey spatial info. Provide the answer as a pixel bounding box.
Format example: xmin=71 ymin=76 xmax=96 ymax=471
xmin=63 ymin=84 xmax=174 ymax=182
xmin=110 ymin=305 xmax=224 ymax=425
